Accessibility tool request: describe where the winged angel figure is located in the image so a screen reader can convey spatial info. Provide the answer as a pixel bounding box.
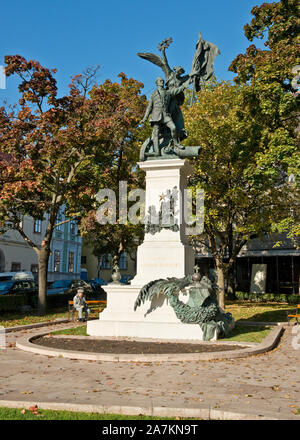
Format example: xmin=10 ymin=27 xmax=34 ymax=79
xmin=134 ymin=270 xmax=234 ymax=341
xmin=138 ymin=33 xmax=220 ymax=161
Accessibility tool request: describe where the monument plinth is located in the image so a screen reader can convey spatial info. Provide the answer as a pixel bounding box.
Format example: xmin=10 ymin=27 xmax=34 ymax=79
xmin=131 ymin=158 xmax=195 ymax=286
xmin=87 ymin=158 xmax=212 ymax=341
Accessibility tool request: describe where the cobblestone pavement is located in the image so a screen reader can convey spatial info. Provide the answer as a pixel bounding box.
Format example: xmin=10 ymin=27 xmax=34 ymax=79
xmin=0 ymin=322 xmax=299 ymax=419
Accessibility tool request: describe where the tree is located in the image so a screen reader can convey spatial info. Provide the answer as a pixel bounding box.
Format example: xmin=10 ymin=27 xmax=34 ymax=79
xmin=0 ymin=55 xmax=146 ymax=313
xmin=183 ymin=0 xmax=299 ymax=308
xmin=183 ymin=80 xmax=297 ymax=309
xmin=229 ymin=0 xmax=300 ymax=242
xmin=79 ymin=78 xmax=148 ymax=269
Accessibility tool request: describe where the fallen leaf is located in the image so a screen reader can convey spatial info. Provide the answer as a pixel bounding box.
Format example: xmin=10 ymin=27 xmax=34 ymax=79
xmin=271 ymin=385 xmax=280 ymax=391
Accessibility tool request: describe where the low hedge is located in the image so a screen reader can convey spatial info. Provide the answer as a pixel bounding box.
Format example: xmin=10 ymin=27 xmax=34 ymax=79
xmin=0 ymin=294 xmax=28 ymax=312
xmin=0 ymin=291 xmax=103 ymax=312
xmin=47 ymin=293 xmax=72 ymax=308
xmin=234 ymin=291 xmax=300 ymax=304
xmin=1 ymin=290 xmax=298 ymax=313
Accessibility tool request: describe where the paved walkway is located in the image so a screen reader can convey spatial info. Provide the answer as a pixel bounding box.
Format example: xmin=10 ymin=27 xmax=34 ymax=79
xmin=0 ymin=322 xmax=299 ymax=419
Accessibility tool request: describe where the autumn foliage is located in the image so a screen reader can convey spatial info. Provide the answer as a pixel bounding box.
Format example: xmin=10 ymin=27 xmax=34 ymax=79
xmin=0 ymin=56 xmax=146 ymax=312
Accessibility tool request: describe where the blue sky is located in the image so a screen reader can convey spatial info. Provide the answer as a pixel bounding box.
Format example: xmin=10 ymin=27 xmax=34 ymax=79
xmin=0 ymin=0 xmax=267 ymax=104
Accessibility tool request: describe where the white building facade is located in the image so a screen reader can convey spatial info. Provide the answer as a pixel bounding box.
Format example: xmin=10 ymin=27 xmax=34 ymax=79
xmin=0 ymin=209 xmax=81 ymax=282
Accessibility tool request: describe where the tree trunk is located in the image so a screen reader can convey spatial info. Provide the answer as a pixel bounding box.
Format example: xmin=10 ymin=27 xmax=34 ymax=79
xmin=37 ymin=248 xmax=49 ymax=315
xmin=216 ymin=263 xmax=226 ymax=310
xmin=227 ymin=265 xmax=236 ymax=300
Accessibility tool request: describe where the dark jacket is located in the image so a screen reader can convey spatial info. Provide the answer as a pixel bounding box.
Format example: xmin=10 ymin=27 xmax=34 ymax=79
xmin=143 ymin=82 xmax=189 ymax=124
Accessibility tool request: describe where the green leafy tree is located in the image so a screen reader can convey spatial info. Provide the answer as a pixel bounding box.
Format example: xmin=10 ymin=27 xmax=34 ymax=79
xmin=184 ymin=0 xmax=299 ymax=308
xmin=79 ymin=78 xmax=148 ymax=270
xmin=229 ymin=0 xmax=300 ymax=242
xmin=184 ymin=80 xmax=297 ymax=309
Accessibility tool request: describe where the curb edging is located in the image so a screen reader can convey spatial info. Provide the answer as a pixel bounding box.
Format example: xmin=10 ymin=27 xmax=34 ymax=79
xmin=15 ymin=324 xmax=284 ymax=362
xmin=0 ymin=399 xmax=279 ymax=420
xmin=4 ymin=318 xmax=71 ymax=333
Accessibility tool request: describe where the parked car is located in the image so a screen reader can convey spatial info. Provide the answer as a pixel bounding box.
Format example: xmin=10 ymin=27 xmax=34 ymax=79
xmin=0 ymin=279 xmax=38 ymax=295
xmin=47 ymin=279 xmax=94 ymax=296
xmin=89 ymin=277 xmax=108 ymax=286
xmin=0 ymin=271 xmax=34 ymax=282
xmin=120 ymin=274 xmax=133 ymax=284
xmin=47 ymin=280 xmax=55 ymax=288
xmin=86 ymin=279 xmax=107 ymax=300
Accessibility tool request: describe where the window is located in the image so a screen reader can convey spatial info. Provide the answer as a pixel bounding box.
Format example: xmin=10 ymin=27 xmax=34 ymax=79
xmin=68 ymin=252 xmax=74 ymax=273
xmin=33 ymin=219 xmax=42 ymax=234
xmin=54 ymin=251 xmax=60 ymax=272
xmin=81 ymin=256 xmax=87 ymax=265
xmin=119 ymin=252 xmax=127 ymax=270
xmin=70 ymin=222 xmax=76 ymax=235
xmin=55 ymin=210 xmax=63 ymax=231
xmin=31 ymin=264 xmax=38 ymax=273
xmin=11 ymin=262 xmax=21 ymax=271
xmin=100 ymin=254 xmax=111 ymax=270
xmin=31 ymin=264 xmax=39 ymax=277
xmin=21 ymin=281 xmax=31 ymax=290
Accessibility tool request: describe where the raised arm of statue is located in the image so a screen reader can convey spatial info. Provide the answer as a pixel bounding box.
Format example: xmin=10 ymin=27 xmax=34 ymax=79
xmin=161 ymin=47 xmax=172 ymax=80
xmin=169 ymin=77 xmax=191 ymax=97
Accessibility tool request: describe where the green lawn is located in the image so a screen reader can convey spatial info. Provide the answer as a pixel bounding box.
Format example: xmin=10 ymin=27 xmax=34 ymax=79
xmin=225 ymin=301 xmax=294 ymax=323
xmin=52 ymin=325 xmax=88 ymax=336
xmin=48 ymin=301 xmax=293 ymax=344
xmin=0 ymin=308 xmax=99 ymax=328
xmin=0 ymin=301 xmax=295 ymax=330
xmin=52 ymin=323 xmax=271 ymax=343
xmin=221 ymin=325 xmax=271 ymax=343
xmin=0 ymin=406 xmax=196 ymax=420
xmin=0 ymin=309 xmax=69 ymax=328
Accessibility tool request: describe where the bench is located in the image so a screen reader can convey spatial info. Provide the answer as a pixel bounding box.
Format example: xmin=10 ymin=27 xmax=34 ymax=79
xmin=68 ymin=300 xmax=107 ymax=321
xmin=287 ymin=305 xmax=300 ymax=325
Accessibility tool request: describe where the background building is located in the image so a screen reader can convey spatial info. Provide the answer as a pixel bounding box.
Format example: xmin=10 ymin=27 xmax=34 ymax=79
xmin=0 ymin=209 xmax=81 ymax=282
xmin=195 ymin=233 xmax=300 ymax=294
xmin=81 ymin=240 xmax=137 ymax=282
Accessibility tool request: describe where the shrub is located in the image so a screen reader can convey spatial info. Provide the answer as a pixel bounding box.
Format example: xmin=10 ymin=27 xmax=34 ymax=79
xmin=46 ymin=292 xmax=76 ymax=309
xmin=287 ymin=294 xmax=300 ymax=305
xmin=0 ymin=294 xmax=28 ymax=312
xmin=234 ymin=292 xmax=297 ymax=303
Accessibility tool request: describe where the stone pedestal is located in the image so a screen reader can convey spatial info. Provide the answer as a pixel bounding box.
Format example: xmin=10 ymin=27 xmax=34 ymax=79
xmin=131 ymin=159 xmax=195 ymax=286
xmin=87 ymin=284 xmax=214 ymax=340
xmin=87 ymin=159 xmax=214 ymax=341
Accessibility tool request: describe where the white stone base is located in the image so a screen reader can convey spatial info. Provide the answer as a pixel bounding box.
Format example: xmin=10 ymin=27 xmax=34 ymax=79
xmin=130 ymin=235 xmax=195 ymax=286
xmin=86 ymin=159 xmax=217 ymax=342
xmin=130 ymin=158 xmax=196 ymax=287
xmin=87 ymin=284 xmax=217 ymax=341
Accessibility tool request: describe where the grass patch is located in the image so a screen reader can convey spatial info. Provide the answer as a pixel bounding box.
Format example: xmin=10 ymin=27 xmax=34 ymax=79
xmin=0 ymin=308 xmax=69 ymax=328
xmin=52 ymin=324 xmax=270 ymax=343
xmin=52 ymin=325 xmax=87 ymax=336
xmin=225 ymin=301 xmax=294 ymax=323
xmin=221 ymin=325 xmax=271 ymax=343
xmin=0 ymin=308 xmax=99 ymax=328
xmin=0 ymin=406 xmax=196 ymax=420
xmin=0 ymin=301 xmax=294 ymax=330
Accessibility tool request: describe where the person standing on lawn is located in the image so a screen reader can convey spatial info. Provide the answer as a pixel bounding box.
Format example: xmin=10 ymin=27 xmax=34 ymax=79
xmin=73 ymin=288 xmax=90 ymax=322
